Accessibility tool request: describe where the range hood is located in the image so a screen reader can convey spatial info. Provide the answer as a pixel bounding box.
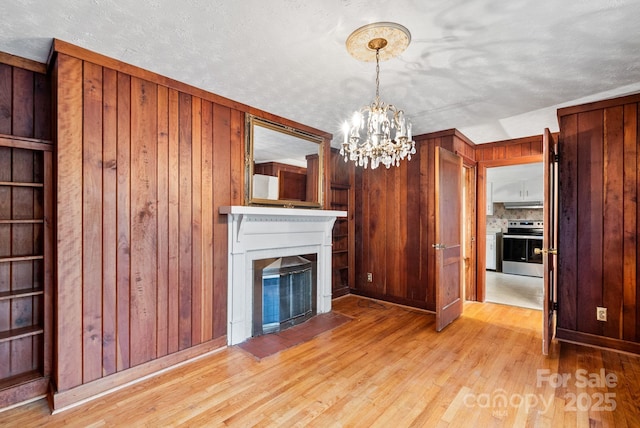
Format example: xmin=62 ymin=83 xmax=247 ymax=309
xmin=503 ymin=201 xmax=543 ymax=209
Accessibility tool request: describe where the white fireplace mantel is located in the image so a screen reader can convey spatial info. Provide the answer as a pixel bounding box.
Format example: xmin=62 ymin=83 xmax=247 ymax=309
xmin=220 ymin=206 xmax=347 ymax=345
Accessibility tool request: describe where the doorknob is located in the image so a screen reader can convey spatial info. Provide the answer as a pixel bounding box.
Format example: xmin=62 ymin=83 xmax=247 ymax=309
xmin=534 ymin=248 xmax=557 ymax=255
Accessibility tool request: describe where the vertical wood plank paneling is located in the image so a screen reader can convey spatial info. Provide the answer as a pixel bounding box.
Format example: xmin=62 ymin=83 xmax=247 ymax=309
xmin=178 ymin=92 xmax=193 ymax=350
xmin=384 ymin=170 xmax=397 ymax=295
xmin=167 ymin=89 xmax=180 ymax=353
xmin=360 ymin=172 xmax=371 ymax=289
xmin=385 ymin=167 xmax=407 ymax=298
xmin=354 ymin=167 xmax=365 ymax=287
xmin=602 ymin=106 xmax=624 ymax=338
xmin=212 ymin=104 xmax=231 ymax=338
xmin=56 ymin=54 xmax=84 ymax=390
xmin=399 ymin=165 xmax=408 ymax=296
xmin=369 ymin=169 xmax=386 ymax=294
xmin=636 ymin=105 xmax=640 ymax=342
xmin=12 ymin=68 xmax=34 ymax=138
xmin=557 ymin=114 xmax=578 ymax=331
xmin=506 ymin=144 xmax=522 ymax=159
xmin=116 ymin=72 xmax=131 ymax=371
xmin=418 ymin=139 xmax=431 ymax=303
xmin=576 ymin=110 xmax=604 ymax=335
xmin=191 ymin=97 xmax=203 ymax=345
xmin=229 ymin=109 xmax=244 ymax=206
xmin=129 ymin=77 xmax=158 ymax=366
xmin=622 ymin=103 xmax=637 ymax=341
xmin=201 ymin=100 xmax=214 ymax=342
xmin=406 ymin=148 xmax=421 ymax=301
xmin=102 ymin=68 xmax=118 ymax=376
xmin=0 ymin=64 xmax=11 ymax=134
xmin=531 ymin=138 xmax=543 ymax=155
xmin=47 ymin=45 xmax=253 ymax=403
xmin=34 ymin=73 xmax=51 ymax=141
xmin=82 ymin=61 xmax=104 ymax=383
xmin=156 ymin=85 xmax=169 ymax=358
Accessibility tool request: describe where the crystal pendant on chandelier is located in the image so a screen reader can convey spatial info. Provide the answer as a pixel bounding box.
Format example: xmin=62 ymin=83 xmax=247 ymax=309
xmin=341 ymin=22 xmax=416 ymax=169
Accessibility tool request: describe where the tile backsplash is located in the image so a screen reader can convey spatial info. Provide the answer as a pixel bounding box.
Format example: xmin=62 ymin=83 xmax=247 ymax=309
xmin=487 ymin=203 xmax=543 ymax=232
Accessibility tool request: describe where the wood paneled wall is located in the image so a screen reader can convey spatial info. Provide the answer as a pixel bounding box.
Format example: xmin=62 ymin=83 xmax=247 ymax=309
xmin=52 ymin=47 xmax=244 ymax=403
xmin=556 ymin=93 xmax=640 ymax=353
xmin=475 ymin=134 xmax=543 ymax=162
xmin=0 ymin=59 xmax=50 ymax=140
xmin=353 ymin=129 xmax=474 ymax=310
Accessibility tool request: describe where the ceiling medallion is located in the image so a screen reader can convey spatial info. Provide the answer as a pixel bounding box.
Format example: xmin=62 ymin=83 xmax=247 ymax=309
xmin=341 ymin=22 xmax=415 ymax=169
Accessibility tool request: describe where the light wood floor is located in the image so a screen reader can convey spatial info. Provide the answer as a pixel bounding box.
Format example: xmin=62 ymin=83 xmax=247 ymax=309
xmin=485 ymin=271 xmax=544 ymax=310
xmin=2 ymin=295 xmax=639 ymax=427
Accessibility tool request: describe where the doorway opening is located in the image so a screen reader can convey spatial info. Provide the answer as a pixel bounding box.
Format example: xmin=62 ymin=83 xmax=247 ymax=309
xmin=483 ymin=163 xmax=544 ymax=310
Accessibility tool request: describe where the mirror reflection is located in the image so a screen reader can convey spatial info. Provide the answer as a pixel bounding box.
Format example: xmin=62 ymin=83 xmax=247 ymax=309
xmin=247 ymin=115 xmax=324 ymax=207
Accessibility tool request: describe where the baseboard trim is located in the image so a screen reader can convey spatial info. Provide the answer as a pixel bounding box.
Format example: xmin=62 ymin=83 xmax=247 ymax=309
xmin=556 ymin=328 xmax=640 ymax=355
xmin=350 ymin=289 xmax=434 ymax=312
xmin=51 ymin=337 xmax=226 ymax=413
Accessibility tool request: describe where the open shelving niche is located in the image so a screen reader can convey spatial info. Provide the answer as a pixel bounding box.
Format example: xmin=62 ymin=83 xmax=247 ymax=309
xmin=0 ymin=135 xmax=53 ymax=406
xmin=329 ymin=149 xmax=355 ymax=297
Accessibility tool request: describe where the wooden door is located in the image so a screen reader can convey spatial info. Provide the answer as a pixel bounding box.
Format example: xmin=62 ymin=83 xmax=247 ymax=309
xmin=435 ymin=148 xmax=463 ymax=331
xmin=542 ymin=128 xmax=558 ymax=355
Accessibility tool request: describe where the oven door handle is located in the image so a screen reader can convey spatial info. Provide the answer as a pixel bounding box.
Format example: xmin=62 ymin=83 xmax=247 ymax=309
xmin=534 ymin=247 xmax=557 ymax=255
xmin=503 ymin=234 xmax=543 ymax=239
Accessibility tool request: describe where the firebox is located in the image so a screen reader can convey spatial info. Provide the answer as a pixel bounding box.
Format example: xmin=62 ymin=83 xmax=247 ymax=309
xmin=252 ymin=255 xmax=317 ymax=336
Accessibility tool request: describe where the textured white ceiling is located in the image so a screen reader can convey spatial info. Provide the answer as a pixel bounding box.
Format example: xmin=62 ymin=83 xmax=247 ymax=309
xmin=2 ymin=0 xmax=640 ymax=144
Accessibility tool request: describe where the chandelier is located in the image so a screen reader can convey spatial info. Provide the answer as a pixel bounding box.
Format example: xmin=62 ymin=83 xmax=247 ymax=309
xmin=341 ymin=22 xmax=415 ymax=169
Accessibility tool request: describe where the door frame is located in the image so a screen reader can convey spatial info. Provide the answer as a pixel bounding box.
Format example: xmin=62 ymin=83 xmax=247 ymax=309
xmin=475 ymin=155 xmax=543 ymax=302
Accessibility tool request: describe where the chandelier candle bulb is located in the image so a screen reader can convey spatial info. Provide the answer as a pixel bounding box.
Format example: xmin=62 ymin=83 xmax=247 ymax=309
xmin=343 ymin=22 xmax=416 ymax=169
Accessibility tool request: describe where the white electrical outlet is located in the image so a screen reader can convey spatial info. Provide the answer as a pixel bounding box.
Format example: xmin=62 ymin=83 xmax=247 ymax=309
xmin=367 ymin=273 xmax=373 ymax=282
xmin=596 ymin=307 xmax=607 ymax=322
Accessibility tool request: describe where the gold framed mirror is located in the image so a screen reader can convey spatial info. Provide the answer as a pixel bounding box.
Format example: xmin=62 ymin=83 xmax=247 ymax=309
xmin=246 ymin=115 xmax=324 ymax=208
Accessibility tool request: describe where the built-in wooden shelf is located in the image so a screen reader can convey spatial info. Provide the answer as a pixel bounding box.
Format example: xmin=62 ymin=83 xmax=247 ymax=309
xmin=0 ymin=255 xmax=44 ymax=263
xmin=0 ymin=288 xmax=44 ymax=301
xmin=0 ymin=370 xmax=43 ymax=391
xmin=0 ymin=325 xmax=44 ymax=343
xmin=0 ymin=181 xmax=44 ymax=188
xmin=0 ymin=219 xmax=44 ymax=224
xmin=330 ymin=183 xmax=350 ymax=190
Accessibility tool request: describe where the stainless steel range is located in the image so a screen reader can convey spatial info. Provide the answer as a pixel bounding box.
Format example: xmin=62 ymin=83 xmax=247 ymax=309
xmin=501 ymin=220 xmax=544 ymax=277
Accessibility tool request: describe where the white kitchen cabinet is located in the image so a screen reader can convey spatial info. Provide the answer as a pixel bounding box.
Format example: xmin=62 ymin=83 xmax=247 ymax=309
xmin=492 ymin=180 xmax=523 ymax=203
xmin=523 ymin=177 xmax=543 ymax=201
xmin=492 ymin=178 xmax=543 ymax=202
xmin=488 ymin=163 xmax=543 ymax=203
xmin=486 ymin=233 xmax=496 ymax=270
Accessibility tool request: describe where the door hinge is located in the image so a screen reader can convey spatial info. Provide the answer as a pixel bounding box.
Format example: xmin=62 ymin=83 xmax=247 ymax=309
xmin=554 ymin=153 xmax=560 ymax=163
xmin=553 ymin=302 xmax=559 ymax=311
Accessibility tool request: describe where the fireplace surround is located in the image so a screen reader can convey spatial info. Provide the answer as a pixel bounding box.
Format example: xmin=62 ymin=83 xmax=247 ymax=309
xmin=220 ymin=206 xmax=346 ymax=345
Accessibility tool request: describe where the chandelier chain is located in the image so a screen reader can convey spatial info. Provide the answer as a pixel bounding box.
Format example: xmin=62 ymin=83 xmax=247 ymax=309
xmin=375 ymin=49 xmax=380 ymax=101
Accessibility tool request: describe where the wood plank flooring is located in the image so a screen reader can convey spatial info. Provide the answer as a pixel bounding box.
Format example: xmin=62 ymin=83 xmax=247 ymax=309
xmin=1 ymin=295 xmax=639 ymax=427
